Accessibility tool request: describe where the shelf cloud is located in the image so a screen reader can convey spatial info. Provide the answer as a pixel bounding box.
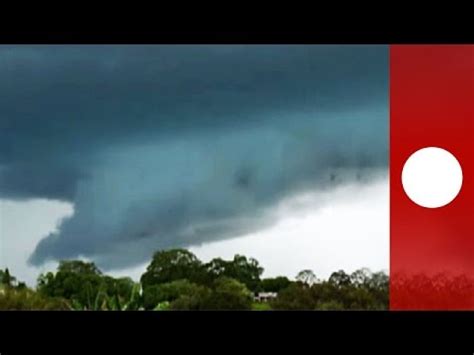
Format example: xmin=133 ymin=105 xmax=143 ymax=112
xmin=0 ymin=45 xmax=388 ymax=270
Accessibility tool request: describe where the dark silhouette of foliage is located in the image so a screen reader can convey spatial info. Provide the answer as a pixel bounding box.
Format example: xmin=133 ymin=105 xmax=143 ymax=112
xmin=0 ymin=287 xmax=69 ymax=310
xmin=143 ymin=279 xmax=208 ymax=310
xmin=296 ymin=270 xmax=318 ymax=286
xmin=37 ymin=260 xmax=137 ymax=310
xmin=0 ymin=269 xmax=68 ymax=310
xmin=0 ymin=268 xmax=16 ymax=287
xmin=271 ymin=282 xmax=317 ymax=310
xmin=261 ymin=276 xmax=291 ymax=293
xmin=198 ymin=277 xmax=253 ymax=310
xmin=1 ymin=250 xmax=390 ymax=310
xmin=272 ymin=268 xmax=388 ymax=310
xmin=203 ymin=255 xmax=263 ymax=291
xmin=169 ymin=286 xmax=212 ymax=310
xmin=140 ymin=249 xmax=203 ymax=288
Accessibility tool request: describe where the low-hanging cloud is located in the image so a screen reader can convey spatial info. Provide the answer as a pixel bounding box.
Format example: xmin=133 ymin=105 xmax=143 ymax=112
xmin=0 ymin=45 xmax=388 ymax=270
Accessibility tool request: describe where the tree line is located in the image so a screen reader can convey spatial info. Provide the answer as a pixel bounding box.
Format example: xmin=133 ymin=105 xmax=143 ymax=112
xmin=0 ymin=248 xmax=388 ymax=310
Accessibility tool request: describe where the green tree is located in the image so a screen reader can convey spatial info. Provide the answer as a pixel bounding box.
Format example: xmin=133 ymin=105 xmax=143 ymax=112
xmin=296 ymin=269 xmax=317 ymax=286
xmin=0 ymin=250 xmax=390 ymax=310
xmin=366 ymin=271 xmax=389 ymax=291
xmin=328 ymin=270 xmax=352 ymax=287
xmin=365 ymin=271 xmax=389 ymax=309
xmin=271 ymin=283 xmax=316 ymax=310
xmin=142 ymin=279 xmax=208 ymax=310
xmin=1 ymin=268 xmax=16 ymax=287
xmin=350 ymin=268 xmax=372 ymax=287
xmin=203 ymin=255 xmax=263 ymax=291
xmin=37 ymin=261 xmax=103 ymax=306
xmin=101 ymin=276 xmax=135 ymax=300
xmin=201 ymin=277 xmax=253 ymax=310
xmin=170 ymin=285 xmax=212 ymax=310
xmin=57 ymin=260 xmax=102 ymax=275
xmin=36 ymin=260 xmax=135 ymax=309
xmin=140 ymin=249 xmax=203 ymax=288
xmin=0 ymin=287 xmax=68 ymax=310
xmin=260 ymin=276 xmax=291 ymax=293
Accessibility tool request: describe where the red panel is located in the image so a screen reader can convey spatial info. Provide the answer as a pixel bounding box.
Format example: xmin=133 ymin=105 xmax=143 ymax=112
xmin=390 ymin=45 xmax=474 ymax=310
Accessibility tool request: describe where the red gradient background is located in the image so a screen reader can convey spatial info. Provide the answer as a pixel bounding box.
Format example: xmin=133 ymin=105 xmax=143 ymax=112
xmin=390 ymin=45 xmax=474 ymax=309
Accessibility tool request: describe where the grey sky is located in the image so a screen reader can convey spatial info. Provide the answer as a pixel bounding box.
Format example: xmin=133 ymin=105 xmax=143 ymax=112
xmin=0 ymin=175 xmax=388 ymax=286
xmin=0 ymin=45 xmax=388 ymax=272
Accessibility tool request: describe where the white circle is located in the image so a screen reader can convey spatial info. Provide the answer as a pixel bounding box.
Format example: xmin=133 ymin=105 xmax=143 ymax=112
xmin=401 ymin=147 xmax=463 ymax=208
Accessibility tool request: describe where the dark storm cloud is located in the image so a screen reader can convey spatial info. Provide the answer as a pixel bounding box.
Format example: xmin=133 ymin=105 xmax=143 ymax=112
xmin=0 ymin=45 xmax=388 ymax=269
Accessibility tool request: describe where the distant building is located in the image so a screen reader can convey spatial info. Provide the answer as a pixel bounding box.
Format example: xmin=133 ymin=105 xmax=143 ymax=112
xmin=254 ymin=292 xmax=277 ymax=302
